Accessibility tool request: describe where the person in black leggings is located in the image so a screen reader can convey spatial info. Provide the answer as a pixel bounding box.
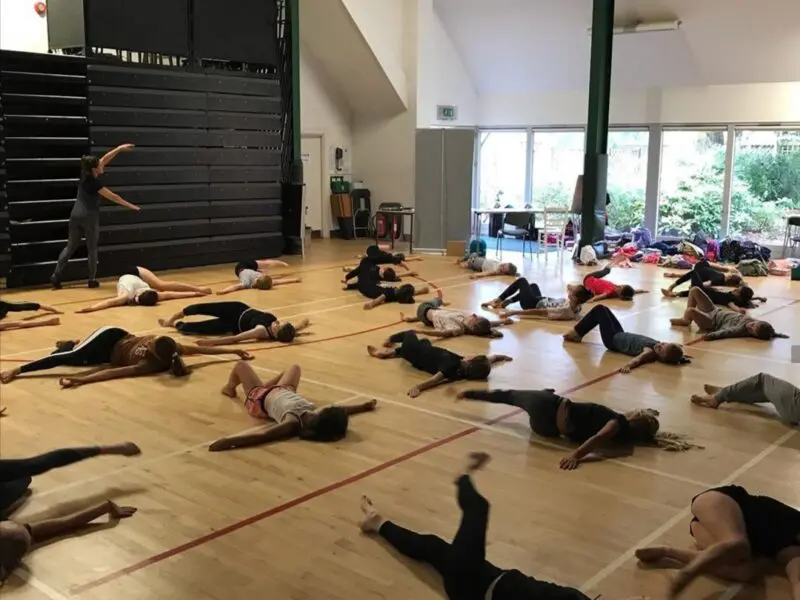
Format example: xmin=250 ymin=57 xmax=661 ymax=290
xmin=456 ymin=389 xmax=698 ymax=470
xmin=343 ymin=260 xmax=429 ymax=309
xmin=0 ymin=443 xmax=140 ymax=517
xmin=0 ymin=300 xmax=61 ymax=331
xmin=158 ymin=301 xmax=309 ymax=345
xmin=662 ymin=269 xmax=762 ymax=311
xmin=481 ymin=278 xmax=592 ymax=320
xmin=563 ymin=305 xmax=688 ymax=372
xmin=663 ymin=259 xmax=743 ymax=295
xmin=359 ymin=452 xmax=592 ymax=600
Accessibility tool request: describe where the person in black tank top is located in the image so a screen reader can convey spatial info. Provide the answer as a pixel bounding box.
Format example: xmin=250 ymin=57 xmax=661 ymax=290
xmin=158 ymin=301 xmax=311 ymax=345
xmin=457 ymin=389 xmax=699 ymax=469
xmin=359 ymin=452 xmax=609 ymax=600
xmin=637 ymin=485 xmax=800 ymax=598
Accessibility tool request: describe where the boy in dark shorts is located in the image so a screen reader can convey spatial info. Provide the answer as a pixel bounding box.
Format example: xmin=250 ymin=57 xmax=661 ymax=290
xmin=367 ymin=331 xmax=512 ymax=397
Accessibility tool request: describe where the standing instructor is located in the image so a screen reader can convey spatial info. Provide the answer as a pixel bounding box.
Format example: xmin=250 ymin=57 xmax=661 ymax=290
xmin=50 ymin=144 xmax=141 ymax=289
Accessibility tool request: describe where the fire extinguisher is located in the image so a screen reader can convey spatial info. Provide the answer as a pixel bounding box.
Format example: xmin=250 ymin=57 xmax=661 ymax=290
xmin=376 ymin=213 xmax=387 ymax=238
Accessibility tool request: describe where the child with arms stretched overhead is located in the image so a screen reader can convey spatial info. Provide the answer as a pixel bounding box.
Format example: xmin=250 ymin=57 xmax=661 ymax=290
xmin=367 ymin=331 xmax=512 ymax=397
xmin=208 ymin=362 xmax=377 ymax=451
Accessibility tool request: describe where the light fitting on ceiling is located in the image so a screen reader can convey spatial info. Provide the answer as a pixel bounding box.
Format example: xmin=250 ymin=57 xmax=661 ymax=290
xmin=588 ymin=20 xmax=682 ymax=36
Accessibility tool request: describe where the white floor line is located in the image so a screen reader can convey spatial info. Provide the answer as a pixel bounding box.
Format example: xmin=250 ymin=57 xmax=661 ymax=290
xmin=32 ymin=394 xmax=363 ymax=501
xmin=579 ymin=429 xmax=796 ymax=592
xmin=12 ymin=568 xmax=71 ymax=600
xmin=688 ymin=344 xmax=790 ymax=365
xmin=245 ymin=365 xmax=715 ymax=489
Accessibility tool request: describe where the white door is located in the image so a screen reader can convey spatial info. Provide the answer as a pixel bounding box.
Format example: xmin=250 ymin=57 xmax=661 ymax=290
xmin=301 ymin=136 xmax=324 ymax=235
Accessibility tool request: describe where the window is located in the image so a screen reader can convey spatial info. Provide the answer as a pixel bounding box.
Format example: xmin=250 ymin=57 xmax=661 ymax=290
xmin=730 ymin=129 xmax=800 ymax=244
xmin=658 ymin=130 xmax=727 ymax=237
xmin=607 ymin=130 xmax=648 ymax=232
xmin=477 ymin=131 xmax=527 ymax=209
xmin=530 ymin=131 xmax=584 ymax=209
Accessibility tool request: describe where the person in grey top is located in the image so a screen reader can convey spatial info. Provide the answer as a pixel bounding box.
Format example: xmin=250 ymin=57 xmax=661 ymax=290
xmin=50 ymin=145 xmax=141 ymax=289
xmin=670 ymin=288 xmax=788 ymax=342
xmin=691 ymin=373 xmax=800 ymax=425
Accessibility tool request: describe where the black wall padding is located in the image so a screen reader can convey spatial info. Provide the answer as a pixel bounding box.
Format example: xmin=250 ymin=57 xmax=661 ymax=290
xmin=1 ymin=52 xmax=284 ymax=288
xmin=193 ymin=0 xmax=278 ymax=66
xmin=0 ymin=51 xmax=90 ymax=287
xmin=85 ymin=0 xmax=190 ymax=56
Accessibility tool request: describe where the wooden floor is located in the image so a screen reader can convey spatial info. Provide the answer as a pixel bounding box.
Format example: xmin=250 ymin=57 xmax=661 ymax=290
xmin=1 ymin=239 xmax=798 ymax=600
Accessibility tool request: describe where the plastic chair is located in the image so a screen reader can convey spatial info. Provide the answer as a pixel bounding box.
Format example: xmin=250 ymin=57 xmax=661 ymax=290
xmin=537 ymin=207 xmax=570 ymax=257
xmin=496 ymin=212 xmax=534 ymax=259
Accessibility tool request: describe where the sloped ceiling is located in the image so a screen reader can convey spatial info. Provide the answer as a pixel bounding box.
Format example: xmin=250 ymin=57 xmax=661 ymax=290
xmin=433 ymin=0 xmax=800 ymax=94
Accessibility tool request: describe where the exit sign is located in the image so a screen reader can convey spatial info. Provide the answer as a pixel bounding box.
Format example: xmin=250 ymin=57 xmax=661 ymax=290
xmin=437 ymin=105 xmax=458 ymax=121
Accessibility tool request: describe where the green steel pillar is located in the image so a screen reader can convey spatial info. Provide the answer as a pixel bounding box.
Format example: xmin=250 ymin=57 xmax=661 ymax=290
xmin=580 ymin=0 xmax=614 ymax=249
xmin=290 ymin=0 xmax=303 ymax=183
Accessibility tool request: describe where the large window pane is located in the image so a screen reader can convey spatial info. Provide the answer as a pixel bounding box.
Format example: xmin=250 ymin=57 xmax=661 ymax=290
xmin=658 ymin=130 xmax=727 ymax=237
xmin=730 ymin=129 xmax=800 ymax=245
xmin=531 ymin=131 xmax=584 ymax=209
xmin=607 ymin=130 xmax=648 ymax=232
xmin=477 ymin=131 xmax=527 ymax=209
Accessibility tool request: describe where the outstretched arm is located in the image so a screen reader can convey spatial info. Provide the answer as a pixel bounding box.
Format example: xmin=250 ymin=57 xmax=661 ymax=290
xmin=703 ymin=326 xmax=750 ymax=342
xmin=60 ymin=364 xmax=149 ymax=388
xmin=619 ymin=349 xmax=657 ymax=373
xmin=415 ymin=328 xmax=462 ymax=338
xmin=28 ymin=500 xmax=135 ymax=544
xmin=216 ymin=283 xmax=245 ymax=295
xmin=75 ymin=295 xmax=128 ymax=313
xmin=586 ymin=293 xmax=612 ymax=303
xmin=197 ymin=326 xmax=267 ymax=346
xmin=209 ymin=421 xmax=300 ymax=451
xmin=98 ymin=187 xmax=140 ymax=211
xmin=634 ymin=289 xmax=649 ymax=295
xmin=487 ymin=354 xmax=513 ymax=365
xmin=489 ymin=319 xmax=513 ymax=327
xmin=341 ymin=399 xmax=377 ymax=416
xmin=179 ymin=344 xmax=252 ymax=359
xmin=559 ymin=419 xmax=622 ymax=470
xmin=99 ymin=143 xmax=135 ymax=167
xmin=408 ymin=372 xmax=447 ymax=397
xmin=294 ymin=318 xmax=311 ymax=332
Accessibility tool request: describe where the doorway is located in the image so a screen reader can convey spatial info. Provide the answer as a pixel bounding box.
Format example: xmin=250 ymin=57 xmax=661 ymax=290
xmin=301 ymin=135 xmax=326 ymax=237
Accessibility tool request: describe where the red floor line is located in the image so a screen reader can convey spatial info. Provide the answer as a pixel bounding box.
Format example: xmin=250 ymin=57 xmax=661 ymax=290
xmin=69 ymin=361 xmax=633 ymax=595
xmin=69 ymin=426 xmax=479 ymax=595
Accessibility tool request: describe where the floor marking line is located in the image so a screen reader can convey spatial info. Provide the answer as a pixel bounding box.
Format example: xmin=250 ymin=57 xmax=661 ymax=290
xmin=12 ymin=568 xmax=71 ymax=600
xmin=31 ymin=395 xmax=363 ymax=502
xmin=69 ymin=355 xmax=667 ymax=594
xmin=579 ymin=428 xmax=796 ymax=592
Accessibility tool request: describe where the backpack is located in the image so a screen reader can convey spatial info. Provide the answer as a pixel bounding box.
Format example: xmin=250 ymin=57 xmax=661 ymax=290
xmin=705 ymin=240 xmax=720 ymax=261
xmin=468 ymin=239 xmax=487 ymax=257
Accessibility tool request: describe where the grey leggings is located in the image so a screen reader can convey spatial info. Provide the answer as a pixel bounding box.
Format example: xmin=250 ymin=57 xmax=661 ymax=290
xmin=53 ymin=213 xmax=100 ymax=280
xmin=716 ymin=373 xmax=800 ymax=425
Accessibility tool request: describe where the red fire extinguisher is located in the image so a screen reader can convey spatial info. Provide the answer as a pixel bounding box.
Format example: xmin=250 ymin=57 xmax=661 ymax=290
xmin=376 ymin=213 xmax=387 ymax=238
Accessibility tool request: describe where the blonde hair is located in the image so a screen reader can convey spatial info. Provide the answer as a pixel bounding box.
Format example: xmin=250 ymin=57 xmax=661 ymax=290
xmin=625 ymin=408 xmax=703 ymax=452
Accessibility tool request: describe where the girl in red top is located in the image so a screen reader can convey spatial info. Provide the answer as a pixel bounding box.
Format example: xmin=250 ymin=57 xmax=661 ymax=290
xmin=581 ymin=258 xmax=648 ymax=303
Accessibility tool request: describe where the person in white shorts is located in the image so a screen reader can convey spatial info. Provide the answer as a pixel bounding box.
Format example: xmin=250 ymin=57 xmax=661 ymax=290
xmin=75 ymin=266 xmax=211 ymax=313
xmin=209 ymin=362 xmax=378 ymax=451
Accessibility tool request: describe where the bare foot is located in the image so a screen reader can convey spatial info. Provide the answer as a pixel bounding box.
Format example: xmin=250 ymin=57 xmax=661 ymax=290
xmin=436 ymin=289 xmax=444 ymax=301
xmin=635 ymin=547 xmax=670 ymax=563
xmin=222 ymin=385 xmax=237 ymax=398
xmin=703 ymin=384 xmax=722 ymax=395
xmin=367 ymin=345 xmax=380 ymax=357
xmin=0 ymin=369 xmax=20 ymax=384
xmin=670 ymin=318 xmax=690 ymax=328
xmin=661 ymin=288 xmax=676 ymax=298
xmin=691 ymin=394 xmax=719 ymax=409
xmin=359 ymin=496 xmax=384 ymax=533
xmin=363 ymin=301 xmax=374 ymax=310
xmin=562 ymin=330 xmax=582 ymax=343
xmin=200 ymin=287 xmax=212 ymax=295
xmin=158 ymin=318 xmax=174 ymax=328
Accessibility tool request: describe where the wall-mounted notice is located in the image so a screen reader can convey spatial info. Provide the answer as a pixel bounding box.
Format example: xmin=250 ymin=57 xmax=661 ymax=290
xmin=437 ymin=105 xmax=458 ymax=121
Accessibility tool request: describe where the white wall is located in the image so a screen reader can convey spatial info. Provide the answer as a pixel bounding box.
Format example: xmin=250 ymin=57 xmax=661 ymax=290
xmin=341 ymin=0 xmax=408 ymax=108
xmin=479 ymin=82 xmax=800 ymax=127
xmin=351 ymin=0 xmax=418 ymax=209
xmin=300 ymin=47 xmax=354 ymax=231
xmin=416 ymin=6 xmax=478 ymax=127
xmin=0 ymin=0 xmax=49 ymax=52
